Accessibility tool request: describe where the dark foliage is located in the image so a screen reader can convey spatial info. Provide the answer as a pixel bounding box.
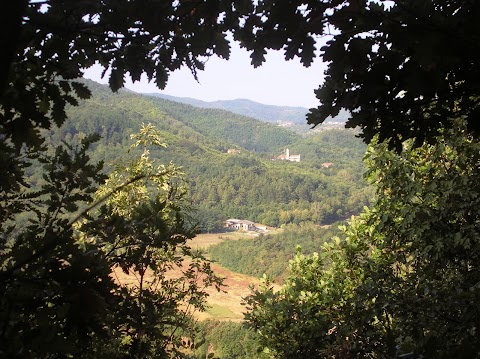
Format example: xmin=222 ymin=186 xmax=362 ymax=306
xmin=236 ymin=0 xmax=480 ymax=150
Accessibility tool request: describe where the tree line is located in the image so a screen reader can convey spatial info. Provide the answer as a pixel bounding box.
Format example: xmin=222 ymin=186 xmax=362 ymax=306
xmin=209 ymin=222 xmax=342 ymax=282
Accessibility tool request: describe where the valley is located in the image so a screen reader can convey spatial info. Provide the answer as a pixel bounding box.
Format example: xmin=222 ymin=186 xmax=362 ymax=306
xmin=115 ymin=231 xmax=277 ymax=322
xmin=33 ymin=79 xmax=374 ymax=357
xmin=51 ymin=80 xmax=372 ymax=232
xmin=53 ymin=81 xmax=371 ymax=331
xmin=6 ymin=3 xmax=476 ymax=358
xmin=48 ymin=80 xmax=373 ymax=321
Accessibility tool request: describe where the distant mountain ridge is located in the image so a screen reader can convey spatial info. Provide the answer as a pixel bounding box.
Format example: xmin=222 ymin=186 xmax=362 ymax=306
xmin=67 ymin=79 xmax=299 ymax=155
xmin=145 ymin=93 xmax=311 ymax=124
xmin=144 ymin=93 xmax=350 ymax=125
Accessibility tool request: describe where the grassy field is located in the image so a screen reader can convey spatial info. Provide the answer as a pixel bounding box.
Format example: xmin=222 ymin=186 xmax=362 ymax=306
xmin=187 ymin=230 xmax=259 ymax=251
xmin=114 ymin=230 xmax=280 ymax=322
xmin=189 ymin=231 xmax=275 ymax=321
xmin=193 ymin=261 xmax=264 ymax=321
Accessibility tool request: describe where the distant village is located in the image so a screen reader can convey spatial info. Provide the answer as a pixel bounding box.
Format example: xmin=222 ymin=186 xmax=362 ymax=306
xmin=274 ymin=149 xmax=334 ymax=168
xmin=227 ymin=147 xmax=334 ymax=168
xmin=227 ymin=147 xmax=301 ymax=162
xmin=274 ymin=148 xmax=301 ymax=162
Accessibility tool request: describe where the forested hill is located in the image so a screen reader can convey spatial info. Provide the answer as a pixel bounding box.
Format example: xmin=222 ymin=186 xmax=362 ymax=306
xmin=145 ymin=93 xmax=309 ymax=124
xmin=67 ymin=79 xmax=299 ymax=154
xmin=49 ymin=79 xmax=372 ymax=231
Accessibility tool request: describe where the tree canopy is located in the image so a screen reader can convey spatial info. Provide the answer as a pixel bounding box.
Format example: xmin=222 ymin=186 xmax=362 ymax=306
xmin=2 ymin=1 xmax=480 ymax=358
xmin=3 ymin=1 xmax=479 ymax=150
xmin=1 ymin=124 xmax=224 ymax=358
xmin=246 ymin=122 xmax=480 ymax=358
xmin=236 ymin=0 xmax=480 ymax=150
xmin=1 ymin=0 xmax=251 ymax=149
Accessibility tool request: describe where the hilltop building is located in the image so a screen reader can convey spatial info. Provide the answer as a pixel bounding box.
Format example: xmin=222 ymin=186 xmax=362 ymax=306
xmin=227 ymin=149 xmax=241 ymax=154
xmin=276 ymin=148 xmax=301 ymax=162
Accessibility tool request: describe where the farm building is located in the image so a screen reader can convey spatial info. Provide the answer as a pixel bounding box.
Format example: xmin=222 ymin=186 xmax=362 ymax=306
xmin=225 ymin=219 xmax=257 ymax=231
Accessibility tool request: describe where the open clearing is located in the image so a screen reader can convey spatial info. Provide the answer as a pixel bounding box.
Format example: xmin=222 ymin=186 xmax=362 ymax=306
xmin=189 ymin=230 xmax=281 ymax=320
xmin=194 ymin=261 xmax=264 ymax=321
xmin=187 ymin=230 xmax=259 ymax=250
xmin=115 ymin=230 xmax=280 ymax=322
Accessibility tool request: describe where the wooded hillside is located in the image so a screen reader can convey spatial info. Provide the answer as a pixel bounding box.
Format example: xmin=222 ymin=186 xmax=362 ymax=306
xmin=49 ymin=80 xmax=372 ymax=231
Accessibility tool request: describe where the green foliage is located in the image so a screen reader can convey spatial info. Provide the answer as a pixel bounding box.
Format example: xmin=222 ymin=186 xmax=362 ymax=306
xmin=61 ymin=79 xmax=299 ymax=155
xmin=293 ymin=129 xmax=365 ymax=168
xmin=1 ymin=135 xmax=110 ymax=358
xmin=191 ymin=156 xmax=371 ymax=230
xmin=192 ymin=320 xmax=267 ymax=359
xmin=1 ymin=1 xmax=255 ymax=149
xmin=348 ymin=123 xmax=480 ymax=357
xmin=209 ymin=222 xmax=341 ymax=282
xmin=48 ymin=82 xmax=372 ymax=231
xmin=245 ymin=249 xmax=342 ymax=358
xmin=152 ymin=96 xmax=299 ymax=153
xmin=149 ymin=96 xmax=309 ymax=125
xmin=7 ymin=2 xmax=474 ymax=155
xmin=237 ymin=1 xmax=480 ymax=149
xmin=8 ymin=3 xmax=476 ymax=358
xmin=0 ymin=125 xmax=223 ymax=358
xmin=246 ymin=124 xmax=480 ymax=358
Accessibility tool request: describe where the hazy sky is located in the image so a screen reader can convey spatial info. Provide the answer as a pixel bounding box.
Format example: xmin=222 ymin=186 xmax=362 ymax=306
xmin=84 ymin=39 xmax=328 ymax=109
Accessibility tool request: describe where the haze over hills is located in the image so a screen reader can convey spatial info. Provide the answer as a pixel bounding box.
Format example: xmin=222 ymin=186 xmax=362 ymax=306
xmin=144 ymin=93 xmax=350 ymax=125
